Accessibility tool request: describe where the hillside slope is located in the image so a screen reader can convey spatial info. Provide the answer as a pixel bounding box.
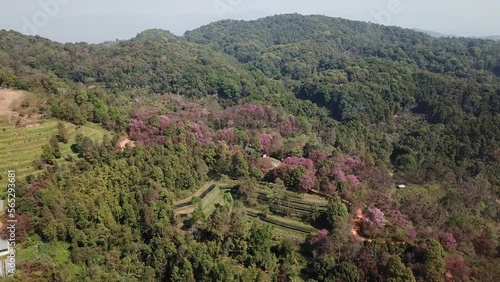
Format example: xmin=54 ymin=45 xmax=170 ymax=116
xmin=185 ymin=14 xmax=500 ymax=185
xmin=185 ymin=14 xmax=500 ymax=82
xmin=0 ymin=15 xmax=498 ymax=281
xmin=0 ymin=29 xmax=280 ymax=100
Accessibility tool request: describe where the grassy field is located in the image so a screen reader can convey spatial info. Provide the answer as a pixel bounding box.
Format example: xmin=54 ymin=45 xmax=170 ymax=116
xmin=0 ymin=118 xmax=109 ymax=196
xmin=175 ymin=181 xmax=216 ymax=205
xmin=257 ymin=182 xmax=329 ymax=206
xmin=199 ymin=187 xmax=227 ymax=215
xmin=268 ymin=225 xmax=309 ymax=243
xmin=17 ymin=235 xmax=82 ymax=278
xmin=246 ymin=215 xmax=310 ymax=243
xmin=174 ymin=179 xmax=322 ymax=236
xmin=175 ymin=184 xmax=231 ymax=216
xmin=301 ymin=193 xmax=329 ymax=205
xmin=247 ymin=207 xmax=316 ymax=231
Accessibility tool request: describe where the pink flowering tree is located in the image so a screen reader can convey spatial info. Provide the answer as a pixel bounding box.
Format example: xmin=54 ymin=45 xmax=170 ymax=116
xmin=346 ymin=174 xmax=361 ymax=189
xmin=324 ymin=182 xmax=337 ymax=195
xmin=308 ymin=150 xmax=331 ymax=168
xmin=359 ymin=207 xmax=386 ymax=238
xmin=159 ymin=115 xmax=171 ymax=131
xmin=367 ymin=207 xmax=385 ymax=227
xmin=278 ymin=116 xmax=300 ymax=137
xmin=220 ymin=103 xmax=303 ymax=138
xmin=282 ymin=157 xmax=315 ymax=170
xmin=273 ymin=165 xmax=304 ymax=190
xmin=128 ymin=110 xmax=168 ymax=145
xmin=330 ymin=156 xmax=366 ymax=191
xmin=190 ymin=122 xmax=212 ymax=145
xmin=344 ymin=157 xmax=366 ymax=172
xmin=332 ymin=167 xmax=347 ymax=182
xmin=387 ymin=210 xmax=410 ymax=227
xmin=222 ymin=103 xmax=275 ymax=129
xmin=439 ymin=232 xmax=457 ymax=252
xmin=278 ymin=157 xmax=318 ymax=191
xmin=312 ymin=229 xmax=333 ymax=256
xmin=217 ymin=127 xmax=238 ymax=144
xmin=300 ymin=169 xmax=317 ymax=191
xmin=331 ymin=156 xmax=366 ymax=176
xmin=128 ymin=117 xmax=147 ymax=141
xmin=259 ymin=133 xmax=273 ymax=155
xmin=385 ymin=210 xmax=419 ymax=242
xmin=404 ymin=226 xmax=417 ymax=242
xmin=445 ymin=254 xmax=471 ymax=280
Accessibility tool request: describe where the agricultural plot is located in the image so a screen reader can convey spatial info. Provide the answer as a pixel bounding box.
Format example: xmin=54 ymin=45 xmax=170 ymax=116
xmin=175 ymin=182 xmax=218 ymax=208
xmin=174 ymin=179 xmax=327 ymax=238
xmin=246 ymin=208 xmax=316 ymax=235
xmin=248 ymin=187 xmax=328 ymax=220
xmin=257 ymin=193 xmax=325 ymax=219
xmin=174 ymin=183 xmax=233 ymax=216
xmin=0 ymin=119 xmax=108 ymax=196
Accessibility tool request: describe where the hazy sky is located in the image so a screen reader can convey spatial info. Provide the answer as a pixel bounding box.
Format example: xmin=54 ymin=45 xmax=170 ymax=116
xmin=0 ymin=0 xmax=499 ymax=43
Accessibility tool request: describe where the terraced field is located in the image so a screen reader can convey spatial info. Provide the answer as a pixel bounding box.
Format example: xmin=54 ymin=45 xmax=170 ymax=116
xmin=175 ymin=182 xmax=218 ymax=208
xmin=176 ymin=182 xmax=321 ymax=237
xmin=174 ymin=182 xmax=234 ymax=216
xmin=0 ymin=118 xmax=109 ymax=194
xmin=246 ymin=208 xmax=316 ymax=234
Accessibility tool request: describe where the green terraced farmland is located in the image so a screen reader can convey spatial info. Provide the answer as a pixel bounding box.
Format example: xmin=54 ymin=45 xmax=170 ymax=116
xmin=246 ymin=207 xmax=316 ymax=236
xmin=174 ymin=183 xmax=232 ymax=217
xmin=0 ymin=118 xmax=109 ymax=196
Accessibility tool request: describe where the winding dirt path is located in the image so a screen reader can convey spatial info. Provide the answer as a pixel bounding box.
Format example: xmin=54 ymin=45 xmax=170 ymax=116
xmin=351 ymin=208 xmax=372 ymax=242
xmin=307 ymin=189 xmax=372 ymax=242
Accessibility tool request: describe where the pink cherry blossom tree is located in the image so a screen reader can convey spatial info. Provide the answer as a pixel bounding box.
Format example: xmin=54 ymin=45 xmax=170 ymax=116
xmin=313 ymin=229 xmax=333 ymax=256
xmin=259 ymin=133 xmax=273 ymax=154
xmin=440 ymin=232 xmax=457 ymax=252
xmin=367 ymin=207 xmax=385 ymax=227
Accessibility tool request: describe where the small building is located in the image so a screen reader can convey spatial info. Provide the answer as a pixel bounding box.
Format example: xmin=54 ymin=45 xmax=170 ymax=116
xmin=0 ymin=240 xmax=7 ymax=253
xmin=396 ymin=184 xmax=407 ymax=189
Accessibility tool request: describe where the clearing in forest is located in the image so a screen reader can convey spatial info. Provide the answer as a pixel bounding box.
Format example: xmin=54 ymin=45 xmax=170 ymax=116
xmin=117 ymin=136 xmax=136 ymax=152
xmin=0 ymin=89 xmax=24 ymax=117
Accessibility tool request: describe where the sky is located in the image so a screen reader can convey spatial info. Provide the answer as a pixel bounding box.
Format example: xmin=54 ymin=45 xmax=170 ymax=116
xmin=0 ymin=0 xmax=499 ymax=43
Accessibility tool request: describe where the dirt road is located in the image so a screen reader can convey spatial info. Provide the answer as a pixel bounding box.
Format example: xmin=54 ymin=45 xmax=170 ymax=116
xmin=351 ymin=208 xmax=372 ymax=242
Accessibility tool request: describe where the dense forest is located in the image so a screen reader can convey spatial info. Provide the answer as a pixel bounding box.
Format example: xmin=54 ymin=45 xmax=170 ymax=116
xmin=0 ymin=14 xmax=498 ymax=281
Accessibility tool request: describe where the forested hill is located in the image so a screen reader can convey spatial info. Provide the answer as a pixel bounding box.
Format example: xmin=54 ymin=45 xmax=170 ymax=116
xmin=184 ymin=14 xmax=500 ymax=185
xmin=1 ymin=15 xmax=499 ymax=182
xmin=0 ymin=14 xmax=499 ymax=281
xmin=0 ymin=29 xmax=282 ymax=100
xmin=185 ymin=14 xmax=500 ymax=83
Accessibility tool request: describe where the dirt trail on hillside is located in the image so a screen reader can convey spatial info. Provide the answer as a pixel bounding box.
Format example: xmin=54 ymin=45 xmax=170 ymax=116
xmin=351 ymin=208 xmax=372 ymax=242
xmin=0 ymin=89 xmax=23 ymax=117
xmin=307 ymin=189 xmax=371 ymax=242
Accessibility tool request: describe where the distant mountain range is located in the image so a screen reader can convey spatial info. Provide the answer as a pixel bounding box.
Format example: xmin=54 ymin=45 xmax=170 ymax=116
xmin=414 ymin=28 xmax=500 ymax=41
xmin=483 ymin=35 xmax=500 ymax=41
